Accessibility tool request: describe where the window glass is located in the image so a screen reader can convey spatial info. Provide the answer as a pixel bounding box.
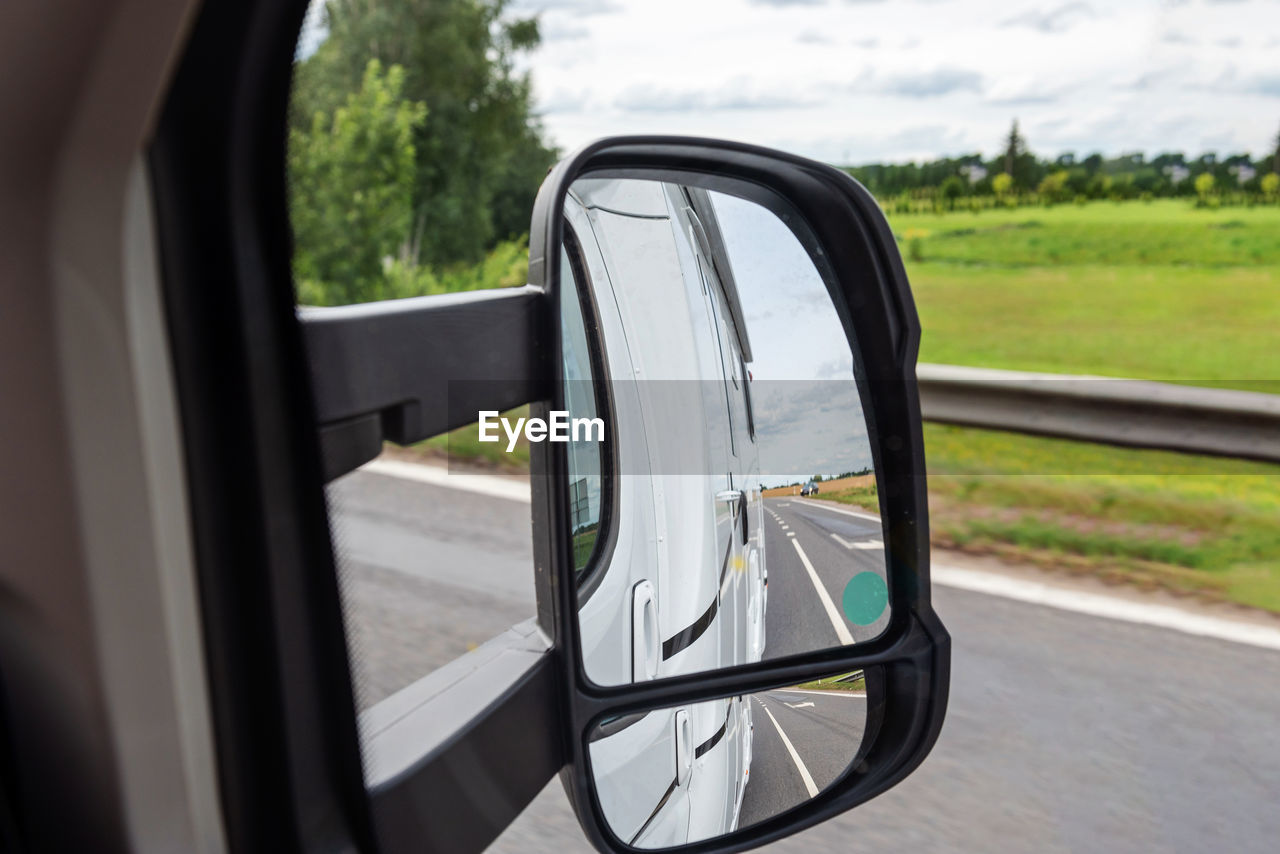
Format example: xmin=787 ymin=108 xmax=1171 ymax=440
xmin=560 ymin=239 xmax=604 ymax=579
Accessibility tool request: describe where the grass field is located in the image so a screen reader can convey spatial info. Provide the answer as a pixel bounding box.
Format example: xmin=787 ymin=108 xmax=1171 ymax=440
xmin=820 ymin=199 xmax=1280 ymax=613
xmin=820 ymin=425 xmax=1280 ymax=612
xmin=890 ymin=200 xmax=1280 ymax=390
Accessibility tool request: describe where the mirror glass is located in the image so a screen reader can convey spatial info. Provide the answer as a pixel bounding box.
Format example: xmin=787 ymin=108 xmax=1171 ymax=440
xmin=560 ymin=177 xmax=890 ymax=688
xmin=589 ymin=670 xmax=868 ymax=847
xmin=560 ymin=179 xmax=890 ymax=686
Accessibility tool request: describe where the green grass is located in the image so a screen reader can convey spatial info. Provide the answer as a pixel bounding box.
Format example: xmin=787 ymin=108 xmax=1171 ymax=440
xmin=817 ymin=426 xmax=1280 ymax=611
xmin=891 ymin=200 xmax=1280 ymax=268
xmin=794 ymin=671 xmax=866 ymax=693
xmin=923 ymin=424 xmax=1280 ymax=612
xmin=402 ymin=406 xmax=531 ymax=469
xmin=887 ymin=200 xmax=1280 ymax=390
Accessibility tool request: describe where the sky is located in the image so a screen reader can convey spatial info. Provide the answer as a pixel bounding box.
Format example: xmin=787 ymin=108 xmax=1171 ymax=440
xmin=709 ymin=192 xmax=873 ymax=486
xmin=509 ymin=0 xmax=1280 ymax=164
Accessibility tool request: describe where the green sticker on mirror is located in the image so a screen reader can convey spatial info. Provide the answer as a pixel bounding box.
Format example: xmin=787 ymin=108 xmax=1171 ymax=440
xmin=842 ymin=572 xmax=888 ymax=626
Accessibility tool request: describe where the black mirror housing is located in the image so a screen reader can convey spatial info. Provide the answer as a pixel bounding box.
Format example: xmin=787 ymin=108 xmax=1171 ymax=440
xmin=526 ymin=137 xmax=951 ymax=853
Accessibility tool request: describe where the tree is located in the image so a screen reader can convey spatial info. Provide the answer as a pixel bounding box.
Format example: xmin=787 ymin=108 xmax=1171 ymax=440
xmin=1037 ymin=169 xmax=1070 ymax=204
xmin=992 ymin=172 xmax=1013 ymax=199
xmin=1273 ymin=124 xmax=1280 ymax=175
xmin=1003 ymin=119 xmax=1025 ymax=178
xmin=1193 ymin=172 xmax=1217 ymax=207
xmin=292 ymin=0 xmax=557 ymax=268
xmin=939 ymin=175 xmax=965 ymax=209
xmin=289 ymin=60 xmax=426 ymax=305
xmin=1262 ymin=172 xmax=1280 ymax=199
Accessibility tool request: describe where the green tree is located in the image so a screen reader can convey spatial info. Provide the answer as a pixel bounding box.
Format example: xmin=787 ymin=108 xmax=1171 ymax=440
xmin=289 ymin=60 xmax=426 ymax=305
xmin=1037 ymin=169 xmax=1070 ymax=204
xmin=1194 ymin=171 xmax=1216 ymax=199
xmin=992 ymin=172 xmax=1013 ymax=199
xmin=293 ymin=0 xmax=557 ymax=268
xmin=1262 ymin=172 xmax=1280 ymax=199
xmin=939 ymin=175 xmax=965 ymax=210
xmin=1003 ymin=119 xmax=1025 ymax=179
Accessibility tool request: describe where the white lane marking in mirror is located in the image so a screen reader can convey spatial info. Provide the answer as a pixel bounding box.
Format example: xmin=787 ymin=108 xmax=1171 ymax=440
xmin=786 ymin=532 xmax=795 ymax=538
xmin=934 ymin=563 xmax=1280 ymax=651
xmin=758 ymin=701 xmax=819 ymax=798
xmin=791 ymin=539 xmax=854 ymax=645
xmin=359 ymin=459 xmax=531 ymax=504
xmin=773 ymin=688 xmax=865 ymax=699
xmin=830 ymin=534 xmax=883 ymax=550
xmin=793 ymin=498 xmax=880 ymax=523
xmin=783 ymin=701 xmax=814 ymax=709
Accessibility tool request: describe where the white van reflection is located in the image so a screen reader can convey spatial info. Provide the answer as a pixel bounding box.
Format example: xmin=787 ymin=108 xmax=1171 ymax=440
xmin=564 ymin=179 xmax=767 ymax=845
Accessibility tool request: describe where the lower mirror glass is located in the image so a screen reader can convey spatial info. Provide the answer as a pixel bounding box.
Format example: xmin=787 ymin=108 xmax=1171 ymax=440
xmin=588 ymin=671 xmax=867 ymax=848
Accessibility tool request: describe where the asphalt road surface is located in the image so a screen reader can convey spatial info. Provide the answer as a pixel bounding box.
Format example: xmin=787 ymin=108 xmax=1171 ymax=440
xmin=330 ymin=465 xmax=1280 ymax=853
xmin=761 ymin=497 xmax=891 ymax=658
xmin=739 ymin=688 xmax=866 ymax=828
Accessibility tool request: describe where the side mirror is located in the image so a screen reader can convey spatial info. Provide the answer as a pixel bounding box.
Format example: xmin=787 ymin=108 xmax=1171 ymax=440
xmin=527 ymin=138 xmax=950 ymax=851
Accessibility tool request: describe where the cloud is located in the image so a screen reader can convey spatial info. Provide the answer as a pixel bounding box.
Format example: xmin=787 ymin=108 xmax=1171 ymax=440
xmin=1245 ymin=74 xmax=1280 ymax=96
xmin=986 ymin=79 xmax=1068 ymax=105
xmin=1159 ymin=30 xmax=1195 ymax=45
xmin=1216 ymin=36 xmax=1242 ymax=48
xmin=1001 ymin=2 xmax=1094 ymax=34
xmin=752 ymin=0 xmax=827 ymax=6
xmin=539 ymin=88 xmax=592 ymax=114
xmin=1124 ymin=67 xmax=1180 ymax=91
xmin=540 ymin=19 xmax=589 ymax=41
xmin=852 ymin=36 xmax=879 ymax=48
xmin=510 ymin=0 xmax=621 ymax=15
xmin=797 ymin=29 xmax=835 ymax=44
xmin=615 ymin=81 xmax=822 ymax=112
xmin=873 ymin=67 xmax=983 ymax=97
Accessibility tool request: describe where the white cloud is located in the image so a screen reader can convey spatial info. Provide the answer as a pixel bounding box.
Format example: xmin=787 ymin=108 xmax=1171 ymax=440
xmin=520 ymin=0 xmax=1280 ymax=162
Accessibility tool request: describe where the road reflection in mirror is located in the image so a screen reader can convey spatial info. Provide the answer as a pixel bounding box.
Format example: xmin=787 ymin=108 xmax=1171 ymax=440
xmin=588 ymin=671 xmax=867 ymax=848
xmin=559 ymin=178 xmax=890 ymax=688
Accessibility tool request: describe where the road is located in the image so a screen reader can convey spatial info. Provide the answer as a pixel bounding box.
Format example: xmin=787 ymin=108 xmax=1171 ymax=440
xmin=760 ymin=497 xmax=891 ymax=658
xmin=739 ymin=688 xmax=866 ymax=828
xmin=330 ymin=465 xmax=1280 ymax=853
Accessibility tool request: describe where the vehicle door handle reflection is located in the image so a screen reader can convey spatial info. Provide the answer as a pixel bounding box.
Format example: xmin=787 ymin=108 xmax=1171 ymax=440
xmin=632 ymin=580 xmax=660 ymax=681
xmin=716 ymin=489 xmax=749 ymax=544
xmin=674 ymin=708 xmax=693 ymax=787
xmin=714 ymin=489 xmax=742 ymax=508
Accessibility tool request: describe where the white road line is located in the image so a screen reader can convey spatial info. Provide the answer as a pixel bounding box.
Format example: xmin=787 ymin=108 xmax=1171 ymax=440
xmin=830 ymin=534 xmax=883 ymax=550
xmin=793 ymin=498 xmax=881 ymax=523
xmin=786 ymin=532 xmax=795 ymax=538
xmin=773 ymin=688 xmax=866 ymax=699
xmin=791 ymin=539 xmax=854 ymax=645
xmin=359 ymin=459 xmax=532 ymax=504
xmin=759 ymin=702 xmax=819 ymax=798
xmin=783 ymin=701 xmax=815 ymax=710
xmin=934 ymin=564 xmax=1280 ymax=652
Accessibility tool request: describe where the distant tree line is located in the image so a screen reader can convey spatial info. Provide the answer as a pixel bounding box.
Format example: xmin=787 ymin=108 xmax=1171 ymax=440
xmin=846 ymin=120 xmax=1280 ymax=210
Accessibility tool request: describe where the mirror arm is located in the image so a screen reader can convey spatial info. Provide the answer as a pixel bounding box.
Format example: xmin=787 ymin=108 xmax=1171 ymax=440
xmin=363 ymin=620 xmax=565 ymax=854
xmin=299 ymin=286 xmax=552 ymax=482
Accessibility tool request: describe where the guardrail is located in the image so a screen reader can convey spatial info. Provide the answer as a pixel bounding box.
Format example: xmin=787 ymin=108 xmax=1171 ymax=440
xmin=916 ymin=363 xmax=1280 ymax=464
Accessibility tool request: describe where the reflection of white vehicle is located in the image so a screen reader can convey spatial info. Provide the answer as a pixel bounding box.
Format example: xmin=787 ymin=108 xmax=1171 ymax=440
xmin=562 ymin=179 xmax=767 ymax=845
